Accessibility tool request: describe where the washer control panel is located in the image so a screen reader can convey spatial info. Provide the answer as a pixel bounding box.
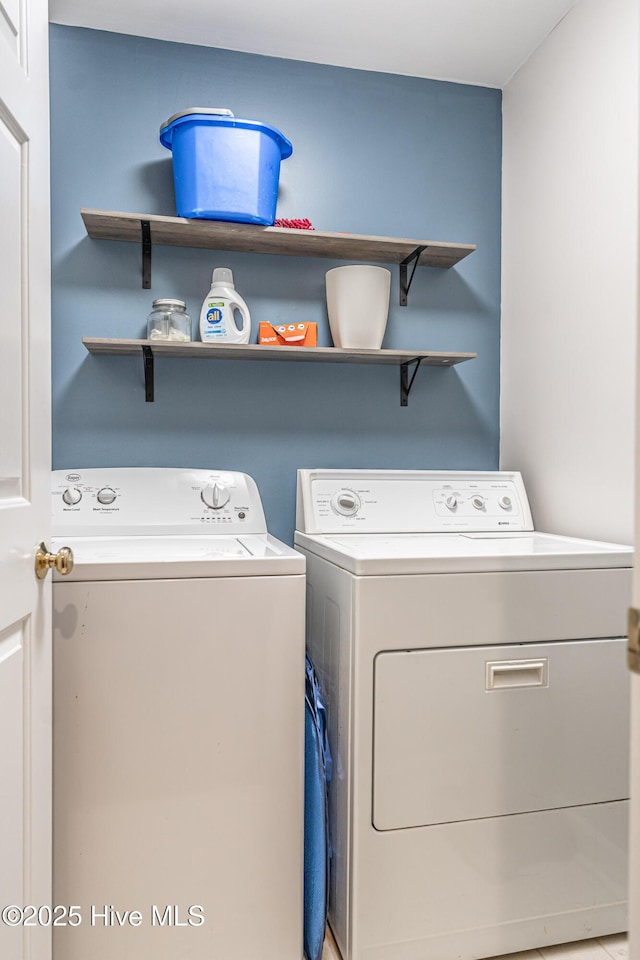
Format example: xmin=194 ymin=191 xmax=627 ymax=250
xmin=297 ymin=470 xmax=534 ymax=534
xmin=52 ymin=468 xmax=267 ymax=537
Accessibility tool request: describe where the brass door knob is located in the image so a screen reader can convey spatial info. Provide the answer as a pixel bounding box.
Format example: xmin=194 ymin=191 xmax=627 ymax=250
xmin=35 ymin=542 xmax=74 ymax=580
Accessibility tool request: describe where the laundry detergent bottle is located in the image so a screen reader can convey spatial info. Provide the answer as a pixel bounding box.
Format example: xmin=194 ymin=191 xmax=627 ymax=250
xmin=199 ymin=268 xmax=251 ymax=344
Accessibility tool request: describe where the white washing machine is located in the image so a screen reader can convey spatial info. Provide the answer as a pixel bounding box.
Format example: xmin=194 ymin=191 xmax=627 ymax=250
xmin=51 ymin=467 xmax=305 ymax=960
xmin=294 ymin=469 xmax=633 ymax=960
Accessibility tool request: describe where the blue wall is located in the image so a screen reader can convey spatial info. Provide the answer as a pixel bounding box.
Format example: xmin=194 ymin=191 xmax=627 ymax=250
xmin=50 ymin=26 xmax=502 ymax=544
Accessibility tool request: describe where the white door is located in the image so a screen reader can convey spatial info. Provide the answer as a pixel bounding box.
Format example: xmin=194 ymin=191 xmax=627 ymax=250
xmin=0 ymin=0 xmax=53 ymax=957
xmin=631 ymin=667 xmax=640 ymax=960
xmin=628 ymin=64 xmax=640 ymax=954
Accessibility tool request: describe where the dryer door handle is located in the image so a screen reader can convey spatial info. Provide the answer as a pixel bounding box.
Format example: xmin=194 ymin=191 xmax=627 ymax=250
xmin=485 ymin=658 xmax=548 ymax=691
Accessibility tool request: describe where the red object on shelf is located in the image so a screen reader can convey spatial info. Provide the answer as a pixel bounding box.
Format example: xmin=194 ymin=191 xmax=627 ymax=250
xmin=273 ymin=218 xmax=315 ymax=230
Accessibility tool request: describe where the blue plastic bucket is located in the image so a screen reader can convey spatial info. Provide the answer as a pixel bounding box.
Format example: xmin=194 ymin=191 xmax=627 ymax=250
xmin=159 ymin=108 xmax=293 ymax=225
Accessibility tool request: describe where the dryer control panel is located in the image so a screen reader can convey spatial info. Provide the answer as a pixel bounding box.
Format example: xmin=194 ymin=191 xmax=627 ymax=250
xmin=296 ymin=470 xmax=534 ymax=534
xmin=52 ymin=468 xmax=268 ymax=537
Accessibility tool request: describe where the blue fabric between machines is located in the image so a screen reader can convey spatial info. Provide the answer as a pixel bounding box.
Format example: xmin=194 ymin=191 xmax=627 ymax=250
xmin=304 ymin=656 xmax=332 ymax=960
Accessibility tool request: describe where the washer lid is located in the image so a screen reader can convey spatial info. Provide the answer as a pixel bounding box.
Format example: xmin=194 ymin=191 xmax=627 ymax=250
xmin=52 ymin=534 xmax=304 ymax=581
xmin=294 ymin=530 xmax=633 ymax=575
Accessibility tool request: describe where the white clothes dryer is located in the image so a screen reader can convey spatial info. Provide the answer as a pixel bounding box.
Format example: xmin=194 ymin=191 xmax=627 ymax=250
xmin=51 ymin=468 xmax=305 ymax=960
xmin=295 ymin=469 xmax=633 ymax=960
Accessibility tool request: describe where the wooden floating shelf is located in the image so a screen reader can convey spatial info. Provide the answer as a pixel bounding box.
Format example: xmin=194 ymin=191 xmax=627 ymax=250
xmin=82 ymin=338 xmax=476 ymax=406
xmin=81 ymin=209 xmax=476 ymax=269
xmin=82 ymin=338 xmax=475 ymax=365
xmin=81 ymin=209 xmax=476 ymax=302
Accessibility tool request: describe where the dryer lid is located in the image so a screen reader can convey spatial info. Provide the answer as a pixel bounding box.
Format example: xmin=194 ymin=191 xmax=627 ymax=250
xmin=294 ymin=530 xmax=632 ymax=575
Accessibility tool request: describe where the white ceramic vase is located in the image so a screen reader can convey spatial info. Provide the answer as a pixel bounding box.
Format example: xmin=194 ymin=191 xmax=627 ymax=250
xmin=325 ymin=265 xmax=391 ymax=349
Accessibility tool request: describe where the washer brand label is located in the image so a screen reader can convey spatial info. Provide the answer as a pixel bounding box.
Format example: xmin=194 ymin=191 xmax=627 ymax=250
xmin=66 ymin=473 xmax=81 ymax=482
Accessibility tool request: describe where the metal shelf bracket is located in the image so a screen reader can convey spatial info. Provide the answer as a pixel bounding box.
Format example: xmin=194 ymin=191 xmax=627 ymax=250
xmin=142 ymin=345 xmax=154 ymax=401
xmin=141 ymin=219 xmax=152 ymax=289
xmin=399 ymin=245 xmax=426 ymax=306
xmin=400 ymin=357 xmax=423 ymax=406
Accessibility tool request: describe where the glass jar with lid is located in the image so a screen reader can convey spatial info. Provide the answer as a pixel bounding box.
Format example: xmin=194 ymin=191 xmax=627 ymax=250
xmin=147 ymin=299 xmax=192 ymax=342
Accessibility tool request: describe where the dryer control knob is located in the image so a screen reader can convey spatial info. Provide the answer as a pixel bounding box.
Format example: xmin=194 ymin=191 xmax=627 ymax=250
xmin=499 ymin=495 xmax=513 ymax=510
xmin=471 ymin=495 xmax=486 ymax=510
xmin=332 ymin=490 xmax=361 ymax=517
xmin=62 ymin=486 xmax=82 ymax=506
xmin=96 ymin=487 xmax=116 ymax=505
xmin=445 ymin=495 xmax=458 ymax=510
xmin=201 ymin=482 xmax=231 ymax=510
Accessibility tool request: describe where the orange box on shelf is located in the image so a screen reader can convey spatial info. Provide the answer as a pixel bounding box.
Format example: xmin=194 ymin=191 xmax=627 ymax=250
xmin=258 ymin=321 xmax=317 ymax=347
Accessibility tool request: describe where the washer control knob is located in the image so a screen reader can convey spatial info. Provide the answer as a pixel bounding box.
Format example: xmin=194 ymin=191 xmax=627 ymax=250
xmin=499 ymin=495 xmax=513 ymax=510
xmin=332 ymin=490 xmax=361 ymax=517
xmin=444 ymin=495 xmax=458 ymax=510
xmin=62 ymin=487 xmax=82 ymax=506
xmin=471 ymin=495 xmax=486 ymax=510
xmin=201 ymin=482 xmax=231 ymax=510
xmin=96 ymin=487 xmax=117 ymax=505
